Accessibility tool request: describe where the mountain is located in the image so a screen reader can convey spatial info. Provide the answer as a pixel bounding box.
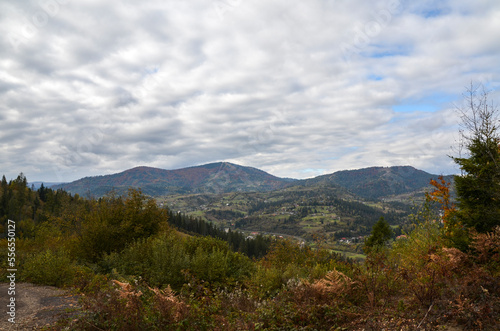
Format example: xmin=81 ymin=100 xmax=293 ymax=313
xmin=52 ymin=162 xmax=296 ymax=197
xmin=53 ymin=163 xmax=452 ymax=200
xmin=300 ymin=166 xmax=453 ymax=200
xmin=29 ymin=181 xmax=65 ymax=190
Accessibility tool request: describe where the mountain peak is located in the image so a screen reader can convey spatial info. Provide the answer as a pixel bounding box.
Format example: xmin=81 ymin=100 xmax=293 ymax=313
xmin=51 ymin=163 xmax=449 ymax=200
xmin=53 ymin=162 xmax=294 ymax=197
xmin=303 ymin=165 xmax=451 ymax=200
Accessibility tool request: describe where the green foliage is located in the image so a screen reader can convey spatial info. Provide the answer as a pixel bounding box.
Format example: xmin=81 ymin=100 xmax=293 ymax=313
xmin=453 ymin=83 xmax=500 ymax=233
xmin=390 ymin=220 xmax=446 ymax=306
xmin=168 ymin=210 xmax=272 ymax=258
xmin=103 ymin=231 xmax=255 ymax=290
xmin=21 ymin=249 xmax=77 ymax=287
xmin=363 ymin=216 xmax=393 ymax=253
xmin=454 ymin=135 xmax=500 ymax=232
xmin=74 ymin=188 xmax=168 ymax=262
xmin=252 ymin=239 xmax=349 ymax=297
xmin=391 ymin=220 xmax=443 ymax=267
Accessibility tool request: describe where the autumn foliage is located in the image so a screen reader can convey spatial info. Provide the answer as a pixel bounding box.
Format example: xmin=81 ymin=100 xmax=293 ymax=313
xmin=426 ymin=175 xmax=455 ymax=223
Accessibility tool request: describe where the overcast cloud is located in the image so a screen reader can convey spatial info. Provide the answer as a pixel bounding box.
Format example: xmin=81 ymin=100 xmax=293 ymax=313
xmin=1 ymin=0 xmax=500 ymax=182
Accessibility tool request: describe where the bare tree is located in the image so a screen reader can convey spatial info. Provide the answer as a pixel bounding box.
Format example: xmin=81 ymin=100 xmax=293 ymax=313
xmin=455 ymin=82 xmax=499 ymax=171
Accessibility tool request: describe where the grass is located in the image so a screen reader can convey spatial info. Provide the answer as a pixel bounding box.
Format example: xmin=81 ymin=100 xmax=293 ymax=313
xmin=331 ymin=249 xmax=366 ymax=261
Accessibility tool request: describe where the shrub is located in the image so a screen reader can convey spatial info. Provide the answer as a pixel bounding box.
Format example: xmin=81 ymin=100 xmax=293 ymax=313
xmin=104 ymin=231 xmax=254 ymax=290
xmin=251 ymin=239 xmax=350 ymax=298
xmin=389 ymin=221 xmax=446 ymax=306
xmin=470 ymin=226 xmax=500 ymax=275
xmin=21 ymin=249 xmax=77 ymax=286
xmin=73 ymin=189 xmax=168 ymax=263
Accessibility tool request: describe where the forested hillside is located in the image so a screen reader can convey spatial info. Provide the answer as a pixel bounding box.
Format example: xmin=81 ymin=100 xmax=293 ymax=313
xmin=302 ymin=166 xmax=454 ymax=200
xmin=52 ymin=162 xmax=448 ymax=202
xmin=0 ymin=174 xmax=273 ymax=259
xmin=52 ymin=162 xmax=296 ymax=197
xmin=158 ymin=184 xmax=412 ymax=257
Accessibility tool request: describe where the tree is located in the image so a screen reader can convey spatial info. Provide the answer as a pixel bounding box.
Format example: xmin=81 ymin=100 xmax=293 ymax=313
xmin=74 ymin=188 xmax=168 ymax=262
xmin=364 ymin=216 xmax=393 ymax=253
xmin=453 ymin=83 xmax=500 ymax=233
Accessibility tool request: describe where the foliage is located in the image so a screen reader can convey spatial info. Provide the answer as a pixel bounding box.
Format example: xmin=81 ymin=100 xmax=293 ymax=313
xmin=391 ymin=220 xmax=447 ymax=306
xmin=252 ymin=239 xmax=350 ymax=297
xmin=470 ymin=226 xmax=500 ymax=275
xmin=453 ymin=83 xmax=500 ymax=233
xmin=426 ymin=176 xmax=455 ymax=221
xmin=67 ymin=279 xmax=190 ymax=330
xmin=20 ymin=249 xmax=78 ymax=287
xmin=74 ymin=189 xmax=168 ymax=262
xmin=168 ymin=210 xmax=272 ymax=258
xmin=427 ymin=176 xmax=470 ymax=250
xmin=102 ymin=230 xmax=255 ymax=290
xmin=363 ymin=216 xmax=393 ymax=253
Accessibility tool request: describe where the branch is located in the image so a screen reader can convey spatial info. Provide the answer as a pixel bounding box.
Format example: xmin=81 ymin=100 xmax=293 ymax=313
xmin=417 ymin=302 xmax=434 ymax=329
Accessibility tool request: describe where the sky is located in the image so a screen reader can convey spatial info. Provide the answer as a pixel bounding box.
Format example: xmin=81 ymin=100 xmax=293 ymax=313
xmin=1 ymin=0 xmax=500 ymax=183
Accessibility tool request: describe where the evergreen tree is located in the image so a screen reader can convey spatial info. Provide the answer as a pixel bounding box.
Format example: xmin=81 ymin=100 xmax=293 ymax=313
xmin=453 ymin=83 xmax=500 ymax=233
xmin=364 ymin=216 xmax=392 ymax=252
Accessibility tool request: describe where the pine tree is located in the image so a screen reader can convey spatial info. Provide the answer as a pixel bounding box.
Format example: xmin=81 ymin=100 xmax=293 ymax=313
xmin=364 ymin=216 xmax=392 ymax=253
xmin=453 ymin=83 xmax=500 ymax=233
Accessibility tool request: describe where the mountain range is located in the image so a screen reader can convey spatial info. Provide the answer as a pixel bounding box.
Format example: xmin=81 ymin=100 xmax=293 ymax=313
xmin=301 ymin=166 xmax=453 ymax=200
xmin=52 ymin=162 xmax=453 ymax=200
xmin=52 ymin=162 xmax=295 ymax=197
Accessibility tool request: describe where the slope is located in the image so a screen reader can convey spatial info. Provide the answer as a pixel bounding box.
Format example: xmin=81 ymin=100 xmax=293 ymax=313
xmin=52 ymin=162 xmax=296 ymax=197
xmin=300 ymin=166 xmax=453 ymax=200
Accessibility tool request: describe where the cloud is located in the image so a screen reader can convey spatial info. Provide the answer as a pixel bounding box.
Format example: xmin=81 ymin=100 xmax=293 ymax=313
xmin=0 ymin=0 xmax=499 ymax=182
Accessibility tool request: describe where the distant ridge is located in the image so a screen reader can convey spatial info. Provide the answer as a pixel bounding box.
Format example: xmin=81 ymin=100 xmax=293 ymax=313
xmin=300 ymin=166 xmax=453 ymax=200
xmin=53 ymin=163 xmax=452 ymax=200
xmin=52 ymin=162 xmax=296 ymax=197
xmin=29 ymin=181 xmax=64 ymax=190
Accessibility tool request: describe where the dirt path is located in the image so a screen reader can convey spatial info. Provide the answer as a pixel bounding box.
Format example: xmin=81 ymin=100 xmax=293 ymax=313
xmin=0 ymin=282 xmax=81 ymax=330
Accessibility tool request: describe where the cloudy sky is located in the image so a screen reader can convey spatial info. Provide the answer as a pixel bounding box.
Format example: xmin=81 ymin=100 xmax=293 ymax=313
xmin=1 ymin=0 xmax=500 ymax=182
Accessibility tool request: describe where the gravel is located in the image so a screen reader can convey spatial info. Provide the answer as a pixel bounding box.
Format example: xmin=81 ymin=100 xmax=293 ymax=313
xmin=0 ymin=282 xmax=81 ymax=330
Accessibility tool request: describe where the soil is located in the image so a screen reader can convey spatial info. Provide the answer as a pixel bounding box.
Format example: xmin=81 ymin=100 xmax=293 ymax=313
xmin=0 ymin=282 xmax=81 ymax=330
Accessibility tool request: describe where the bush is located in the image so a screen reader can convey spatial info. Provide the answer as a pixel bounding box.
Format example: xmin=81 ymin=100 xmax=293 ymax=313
xmin=73 ymin=189 xmax=168 ymax=262
xmin=389 ymin=221 xmax=446 ymax=306
xmin=470 ymin=226 xmax=500 ymax=275
xmin=104 ymin=231 xmax=254 ymax=290
xmin=21 ymin=249 xmax=77 ymax=286
xmin=251 ymin=239 xmax=350 ymax=298
xmin=68 ymin=279 xmax=191 ymax=330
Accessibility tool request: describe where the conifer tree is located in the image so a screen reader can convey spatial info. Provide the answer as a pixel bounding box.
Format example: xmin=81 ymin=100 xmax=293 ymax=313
xmin=364 ymin=216 xmax=392 ymax=252
xmin=453 ymin=83 xmax=500 ymax=233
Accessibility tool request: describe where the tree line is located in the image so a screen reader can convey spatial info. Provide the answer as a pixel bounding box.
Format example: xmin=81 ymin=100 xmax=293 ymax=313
xmin=0 ymin=175 xmax=271 ymax=259
xmin=167 ymin=210 xmax=271 ymax=258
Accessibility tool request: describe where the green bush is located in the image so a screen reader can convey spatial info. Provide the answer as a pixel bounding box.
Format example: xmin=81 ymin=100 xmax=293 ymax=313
xmin=73 ymin=189 xmax=168 ymax=263
xmin=105 ymin=231 xmax=254 ymax=290
xmin=390 ymin=220 xmax=443 ymax=271
xmin=21 ymin=249 xmax=77 ymax=286
xmin=251 ymin=239 xmax=349 ymax=298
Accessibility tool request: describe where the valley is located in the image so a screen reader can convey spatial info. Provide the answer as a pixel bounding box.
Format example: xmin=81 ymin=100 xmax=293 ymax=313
xmin=158 ymin=184 xmax=415 ymax=258
xmin=50 ymin=162 xmax=449 ymax=258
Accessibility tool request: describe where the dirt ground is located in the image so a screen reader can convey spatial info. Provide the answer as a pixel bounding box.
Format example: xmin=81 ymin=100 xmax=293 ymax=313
xmin=0 ymin=282 xmax=81 ymax=330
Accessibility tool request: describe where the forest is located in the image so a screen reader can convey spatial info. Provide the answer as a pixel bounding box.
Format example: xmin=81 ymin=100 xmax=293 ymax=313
xmin=1 ymin=86 xmax=499 ymax=330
